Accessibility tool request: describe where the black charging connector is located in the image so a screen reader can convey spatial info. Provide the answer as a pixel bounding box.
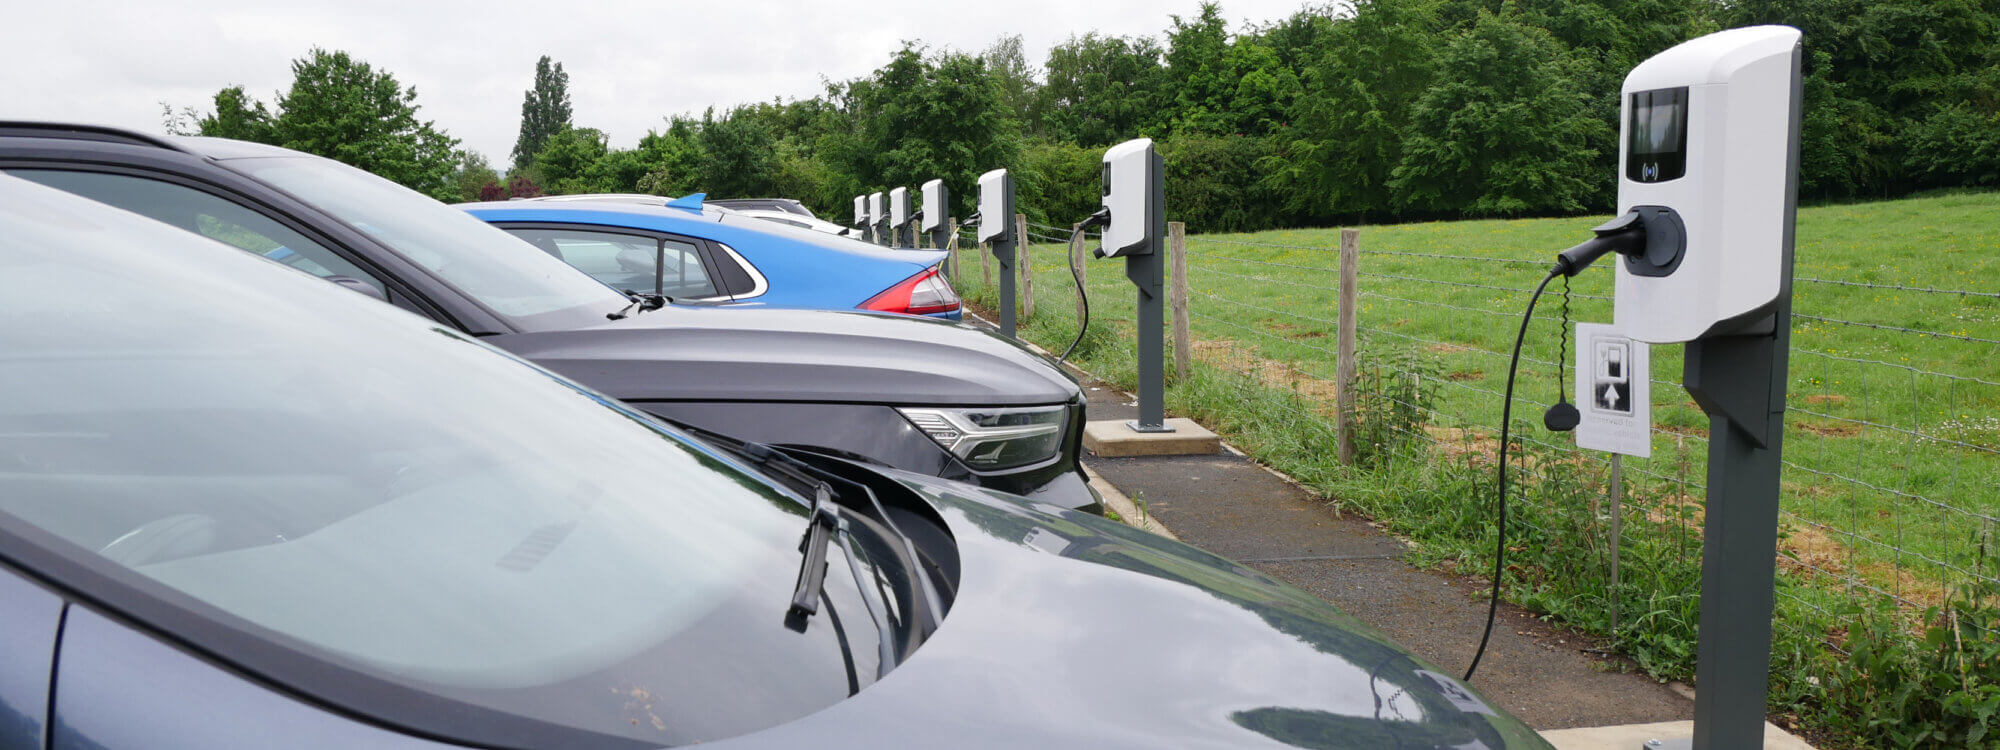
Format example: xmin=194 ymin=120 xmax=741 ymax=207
xmin=1082 ymin=207 xmax=1113 ymax=258
xmin=1554 ymin=211 xmax=1647 ymax=276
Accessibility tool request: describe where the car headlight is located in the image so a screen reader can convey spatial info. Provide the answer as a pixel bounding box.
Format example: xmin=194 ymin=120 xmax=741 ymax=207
xmin=898 ymin=405 xmax=1069 ymax=469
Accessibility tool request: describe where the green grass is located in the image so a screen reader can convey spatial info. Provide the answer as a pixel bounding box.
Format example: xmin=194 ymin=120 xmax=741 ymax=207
xmin=949 ymin=191 xmax=2000 ymax=744
xmin=958 ymin=192 xmax=2000 ymax=607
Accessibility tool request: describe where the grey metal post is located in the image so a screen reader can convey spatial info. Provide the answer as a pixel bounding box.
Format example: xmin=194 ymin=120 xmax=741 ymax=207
xmin=981 ymin=171 xmax=1018 ymax=340
xmin=927 ymin=182 xmax=952 ymax=261
xmin=1121 ymin=148 xmax=1170 ymax=432
xmin=930 ymin=223 xmax=952 ymax=259
xmin=993 ymin=231 xmax=1018 ymax=339
xmin=1680 ymin=47 xmax=1801 ymax=750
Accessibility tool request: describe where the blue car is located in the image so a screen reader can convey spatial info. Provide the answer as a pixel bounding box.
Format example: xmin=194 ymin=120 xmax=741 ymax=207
xmin=461 ymin=194 xmax=963 ymax=320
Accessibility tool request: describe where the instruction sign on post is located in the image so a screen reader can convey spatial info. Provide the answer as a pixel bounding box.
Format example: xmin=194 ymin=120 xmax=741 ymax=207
xmin=1574 ymin=322 xmax=1651 ymax=458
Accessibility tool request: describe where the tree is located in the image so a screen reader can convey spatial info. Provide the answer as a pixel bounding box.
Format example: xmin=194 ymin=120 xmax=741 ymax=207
xmin=532 ymin=125 xmax=610 ymax=192
xmin=698 ymin=106 xmax=779 ymax=198
xmin=512 ymin=56 xmax=573 ymax=169
xmin=1390 ymin=10 xmax=1601 ymax=215
xmin=634 ymin=119 xmax=704 ymax=196
xmin=1041 ymin=33 xmax=1171 ymax=146
xmin=449 ymin=150 xmax=500 ymax=202
xmin=269 ymin=49 xmax=461 ymax=201
xmin=1165 ymin=3 xmax=1236 ymax=135
xmin=983 ymin=35 xmax=1043 ymax=129
xmin=832 ymin=45 xmax=1020 ymax=218
xmin=1275 ymin=0 xmax=1444 ymax=219
xmin=197 ymin=86 xmax=277 ymax=142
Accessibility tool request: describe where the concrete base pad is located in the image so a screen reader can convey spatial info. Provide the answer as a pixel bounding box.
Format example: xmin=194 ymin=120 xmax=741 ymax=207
xmin=1083 ymin=418 xmax=1221 ymax=457
xmin=1539 ymin=720 xmax=1815 ymax=750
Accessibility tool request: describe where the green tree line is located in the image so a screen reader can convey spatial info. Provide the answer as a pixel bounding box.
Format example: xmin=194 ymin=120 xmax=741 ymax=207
xmin=176 ymin=0 xmax=2000 ymax=231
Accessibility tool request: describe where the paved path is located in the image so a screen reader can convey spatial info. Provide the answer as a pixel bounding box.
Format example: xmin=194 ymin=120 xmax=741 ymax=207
xmin=1074 ymin=380 xmax=1693 ymax=731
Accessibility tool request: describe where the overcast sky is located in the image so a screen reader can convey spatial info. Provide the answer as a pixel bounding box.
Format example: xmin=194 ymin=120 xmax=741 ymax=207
xmin=3 ymin=0 xmax=1317 ymax=169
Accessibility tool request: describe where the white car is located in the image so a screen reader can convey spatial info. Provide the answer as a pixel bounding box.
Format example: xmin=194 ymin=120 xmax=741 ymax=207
xmin=709 ymin=198 xmax=858 ymax=238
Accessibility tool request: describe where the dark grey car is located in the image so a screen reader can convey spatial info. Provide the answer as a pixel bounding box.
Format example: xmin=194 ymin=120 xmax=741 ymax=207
xmin=0 ymin=123 xmax=1096 ymax=512
xmin=0 ymin=173 xmax=1550 ymax=749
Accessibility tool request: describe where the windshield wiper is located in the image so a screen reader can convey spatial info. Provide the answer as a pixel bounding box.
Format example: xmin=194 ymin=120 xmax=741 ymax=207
xmin=681 ymin=430 xmax=944 ymax=643
xmin=606 ymin=290 xmax=670 ymax=320
xmin=785 ymin=481 xmax=840 ymax=631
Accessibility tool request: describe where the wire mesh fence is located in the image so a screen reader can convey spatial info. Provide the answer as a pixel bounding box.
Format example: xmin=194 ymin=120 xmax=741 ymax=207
xmin=947 ymin=211 xmax=2000 ymax=689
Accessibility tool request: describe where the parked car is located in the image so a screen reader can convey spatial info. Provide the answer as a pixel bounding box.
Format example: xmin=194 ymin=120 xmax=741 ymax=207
xmin=0 ymin=173 xmax=1550 ymax=749
xmin=462 ymin=194 xmax=959 ymax=319
xmin=0 ymin=122 xmax=1090 ymax=512
xmin=733 ymin=207 xmax=861 ymax=237
xmin=708 ymin=196 xmax=816 ymax=217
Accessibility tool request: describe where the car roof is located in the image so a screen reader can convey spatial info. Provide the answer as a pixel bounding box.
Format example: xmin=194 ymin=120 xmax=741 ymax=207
xmin=0 ymin=121 xmax=319 ymax=163
xmin=461 ymin=200 xmax=939 ymax=267
xmin=0 ymin=121 xmax=194 ymax=152
xmin=172 ymin=135 xmax=306 ymax=160
xmin=460 ymin=197 xmax=728 ymax=223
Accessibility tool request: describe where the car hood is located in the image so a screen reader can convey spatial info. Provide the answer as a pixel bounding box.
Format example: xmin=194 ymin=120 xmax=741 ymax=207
xmin=720 ymin=472 xmax=1552 ymax=749
xmin=485 ymin=306 xmax=1080 ymax=406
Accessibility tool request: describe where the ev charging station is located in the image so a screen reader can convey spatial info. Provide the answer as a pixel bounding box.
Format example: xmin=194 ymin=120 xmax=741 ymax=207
xmin=920 ymin=179 xmax=950 ymax=251
xmin=974 ymin=168 xmax=1018 ymax=339
xmin=889 ymin=187 xmax=912 ymax=247
xmin=868 ymin=192 xmax=888 ymax=247
xmin=1090 ymin=138 xmax=1173 ymax=433
xmin=852 ymin=195 xmax=867 ymax=237
xmin=1525 ymin=26 xmax=1802 ymax=750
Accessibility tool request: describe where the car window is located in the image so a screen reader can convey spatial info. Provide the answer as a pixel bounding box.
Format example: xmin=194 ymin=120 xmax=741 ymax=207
xmin=7 ymin=169 xmax=385 ymax=293
xmin=506 ymin=227 xmax=719 ymax=299
xmin=0 ymin=177 xmax=897 ymax=747
xmin=224 ymin=156 xmax=628 ymax=331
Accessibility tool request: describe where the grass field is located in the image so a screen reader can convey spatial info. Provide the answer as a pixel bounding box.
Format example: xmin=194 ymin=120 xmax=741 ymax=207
xmin=952 ymin=189 xmax=2000 ymax=649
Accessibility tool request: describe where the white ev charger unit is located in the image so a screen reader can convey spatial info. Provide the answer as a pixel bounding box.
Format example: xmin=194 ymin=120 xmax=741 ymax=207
xmin=975 ymin=169 xmax=1014 ymax=245
xmin=1096 ymin=137 xmax=1162 ymax=259
xmin=920 ymin=179 xmax=947 ymax=232
xmin=920 ymin=178 xmax=951 ymax=252
xmin=1472 ymin=26 xmax=1802 ymax=750
xmin=1611 ymin=26 xmax=1801 ymax=344
xmin=853 ymin=195 xmax=867 ymax=230
xmin=974 ymin=168 xmax=1019 ymax=338
xmin=868 ymin=191 xmax=888 ymax=246
xmin=889 ymin=186 xmax=911 ymax=246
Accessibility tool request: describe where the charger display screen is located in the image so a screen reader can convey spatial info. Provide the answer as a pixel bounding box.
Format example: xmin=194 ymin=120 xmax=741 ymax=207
xmin=1627 ymin=87 xmax=1688 ymax=183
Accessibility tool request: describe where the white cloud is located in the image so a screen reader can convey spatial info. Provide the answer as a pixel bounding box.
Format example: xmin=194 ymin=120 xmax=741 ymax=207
xmin=1 ymin=0 xmax=1316 ymax=168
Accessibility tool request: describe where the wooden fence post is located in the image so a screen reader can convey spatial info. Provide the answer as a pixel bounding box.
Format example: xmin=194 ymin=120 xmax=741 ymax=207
xmin=980 ymin=231 xmax=991 ymax=290
xmin=1170 ymin=221 xmax=1191 ymax=379
xmin=1070 ymin=223 xmax=1089 ymax=326
xmin=1016 ymin=213 xmax=1033 ymax=322
xmin=945 ymin=218 xmax=959 ymax=280
xmin=1336 ymin=228 xmax=1360 ymax=465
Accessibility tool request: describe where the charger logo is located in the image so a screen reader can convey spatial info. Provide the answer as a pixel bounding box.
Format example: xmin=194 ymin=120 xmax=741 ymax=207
xmin=1640 ymin=163 xmax=1660 ymax=181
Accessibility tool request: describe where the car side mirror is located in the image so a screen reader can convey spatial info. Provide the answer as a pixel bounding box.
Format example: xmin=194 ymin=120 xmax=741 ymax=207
xmin=325 ymin=275 xmax=386 ymax=302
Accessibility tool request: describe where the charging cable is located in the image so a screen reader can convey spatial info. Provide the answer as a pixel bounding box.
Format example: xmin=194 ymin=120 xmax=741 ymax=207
xmin=1465 ymin=211 xmax=1648 ymax=682
xmin=1464 ymin=268 xmax=1561 ymax=682
xmin=1058 ymin=209 xmax=1112 ymax=363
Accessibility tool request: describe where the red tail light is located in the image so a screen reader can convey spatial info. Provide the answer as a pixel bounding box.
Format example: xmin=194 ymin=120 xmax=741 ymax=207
xmin=861 ymin=264 xmax=961 ymax=315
